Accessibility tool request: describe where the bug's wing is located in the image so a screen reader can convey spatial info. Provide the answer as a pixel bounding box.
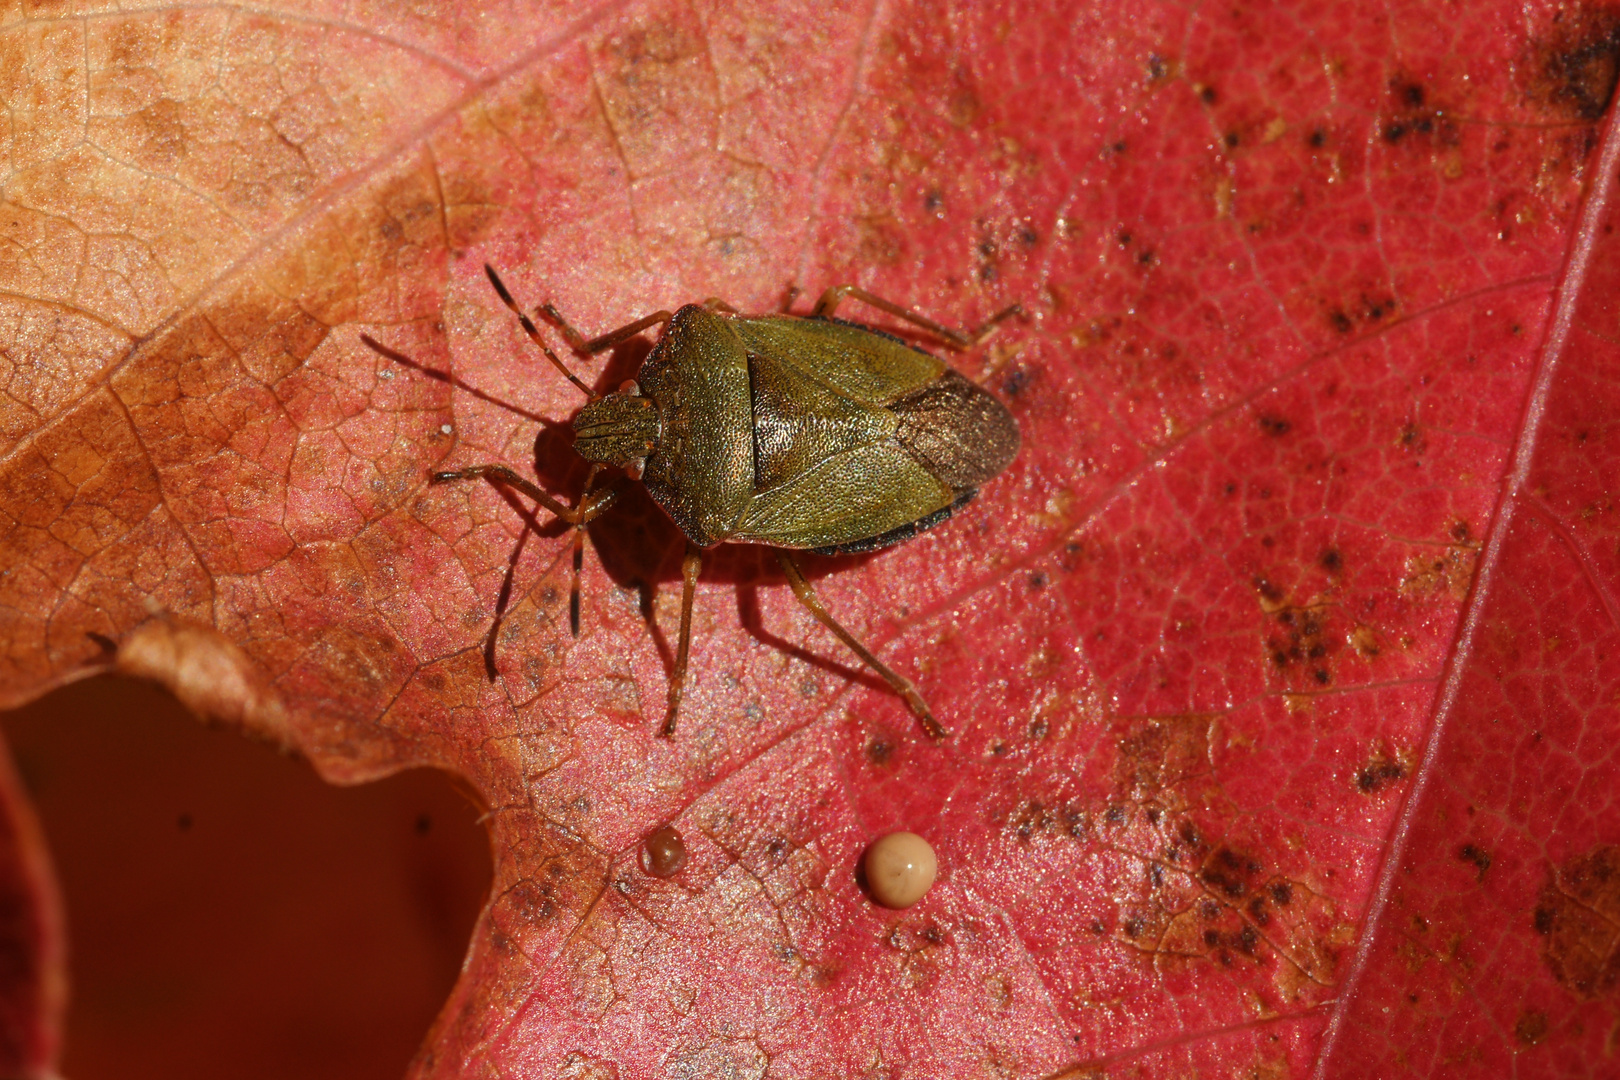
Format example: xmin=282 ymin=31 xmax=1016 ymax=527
xmin=890 ymin=370 xmax=1020 ymax=491
xmin=726 ymin=314 xmax=1018 ymax=549
xmin=726 ymin=326 xmax=954 ymax=548
xmin=729 ymin=442 xmax=955 ymax=549
xmin=736 ymin=316 xmax=1018 ymax=492
xmin=730 ymin=316 xmax=945 ymax=404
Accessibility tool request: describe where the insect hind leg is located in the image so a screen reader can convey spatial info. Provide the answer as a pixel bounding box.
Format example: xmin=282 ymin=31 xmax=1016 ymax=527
xmin=660 ymin=544 xmax=705 ymax=738
xmin=776 ymin=552 xmax=948 ymax=739
xmin=810 ymin=285 xmax=1021 ymax=350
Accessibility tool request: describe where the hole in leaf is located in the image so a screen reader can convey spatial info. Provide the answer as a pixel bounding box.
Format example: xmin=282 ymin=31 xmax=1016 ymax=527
xmin=1 ymin=676 xmax=491 ymax=1080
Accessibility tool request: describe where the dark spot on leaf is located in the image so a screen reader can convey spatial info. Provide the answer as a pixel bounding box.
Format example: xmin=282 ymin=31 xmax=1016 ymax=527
xmin=1201 ymin=846 xmax=1261 ymax=898
xmin=1200 ymin=85 xmax=1218 ymax=104
xmin=1308 ymin=127 xmax=1327 ymax=148
xmin=415 ymin=814 xmax=432 ymax=835
xmin=1459 ymin=843 xmax=1492 ymax=881
xmin=1516 ymin=1010 xmax=1550 ymax=1045
xmin=1451 ymin=520 xmax=1471 ymax=542
xmin=1270 ymin=882 xmax=1293 ymax=906
xmin=1009 ymin=799 xmax=1056 ymax=843
xmin=866 ymin=737 xmax=893 ymax=766
xmin=1320 ymin=549 xmax=1343 ymax=572
xmin=1146 ymin=54 xmax=1169 ymax=81
xmin=1000 ymin=367 xmax=1033 ymax=397
xmin=1028 ymin=570 xmax=1048 ymax=590
xmin=1329 ymin=309 xmax=1354 ymax=334
xmin=1224 ymin=131 xmax=1240 ymax=148
xmin=1248 ymin=895 xmax=1270 ymax=926
xmin=1357 ymin=755 xmax=1407 ymax=793
xmin=923 ymin=189 xmax=944 ymax=212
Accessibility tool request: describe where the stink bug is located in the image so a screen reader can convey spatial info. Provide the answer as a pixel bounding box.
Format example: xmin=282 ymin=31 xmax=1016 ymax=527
xmin=363 ymin=268 xmax=1020 ymax=739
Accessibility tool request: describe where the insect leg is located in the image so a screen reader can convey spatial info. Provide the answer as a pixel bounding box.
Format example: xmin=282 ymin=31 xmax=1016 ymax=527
xmin=660 ymin=544 xmax=704 ymax=738
xmin=430 ymin=464 xmax=583 ymax=522
xmin=776 ymin=552 xmax=948 ymax=739
xmin=810 ymin=285 xmax=1022 ymax=350
xmin=483 ymin=265 xmax=596 ymax=397
xmin=540 ymin=303 xmax=675 ymax=356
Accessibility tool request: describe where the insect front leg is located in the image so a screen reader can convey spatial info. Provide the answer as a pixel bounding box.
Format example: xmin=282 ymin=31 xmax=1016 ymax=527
xmin=660 ymin=544 xmax=705 ymax=738
xmin=434 ymin=464 xmax=623 ymax=639
xmin=431 ymin=464 xmax=579 ymax=521
xmin=776 ymin=552 xmax=948 ymax=740
xmin=810 ymin=285 xmax=1022 ymax=350
xmin=540 ymin=302 xmax=675 ymax=356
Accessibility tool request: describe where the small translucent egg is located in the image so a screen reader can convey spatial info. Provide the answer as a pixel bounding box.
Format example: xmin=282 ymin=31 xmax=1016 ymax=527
xmin=864 ymin=831 xmax=937 ymax=908
xmin=641 ymin=825 xmax=688 ymax=878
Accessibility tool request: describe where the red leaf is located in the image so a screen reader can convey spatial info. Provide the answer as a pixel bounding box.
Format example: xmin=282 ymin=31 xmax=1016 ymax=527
xmin=2 ymin=1 xmax=1619 ymax=1075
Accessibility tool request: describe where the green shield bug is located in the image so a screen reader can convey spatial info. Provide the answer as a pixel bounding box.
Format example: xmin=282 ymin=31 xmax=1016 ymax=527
xmin=363 ymin=268 xmax=1020 ymax=739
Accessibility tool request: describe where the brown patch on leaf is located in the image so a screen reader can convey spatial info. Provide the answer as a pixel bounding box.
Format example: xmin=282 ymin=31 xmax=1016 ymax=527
xmin=1266 ymin=602 xmax=1336 ymax=687
xmin=1458 ymin=843 xmax=1492 ymax=882
xmin=1515 ymin=1009 xmax=1550 ymax=1045
xmin=1399 ymin=547 xmax=1476 ymax=600
xmin=1113 ymin=716 xmax=1212 ymax=801
xmin=1535 ymin=844 xmax=1620 ymax=998
xmin=1355 ymin=747 xmax=1408 ymax=794
xmin=1522 ymin=6 xmax=1620 ymax=122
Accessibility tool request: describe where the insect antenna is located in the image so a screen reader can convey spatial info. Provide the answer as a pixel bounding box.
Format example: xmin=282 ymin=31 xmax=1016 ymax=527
xmin=484 ymin=264 xmax=597 ymax=398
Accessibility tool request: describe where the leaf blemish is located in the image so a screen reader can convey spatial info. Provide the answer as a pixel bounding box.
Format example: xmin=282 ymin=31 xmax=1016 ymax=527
xmin=1356 ymin=752 xmax=1407 ymax=794
xmin=1525 ymin=6 xmax=1620 ymax=122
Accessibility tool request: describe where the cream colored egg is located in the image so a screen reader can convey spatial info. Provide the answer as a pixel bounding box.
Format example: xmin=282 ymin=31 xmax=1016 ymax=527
xmin=865 ymin=831 xmax=937 ymax=908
